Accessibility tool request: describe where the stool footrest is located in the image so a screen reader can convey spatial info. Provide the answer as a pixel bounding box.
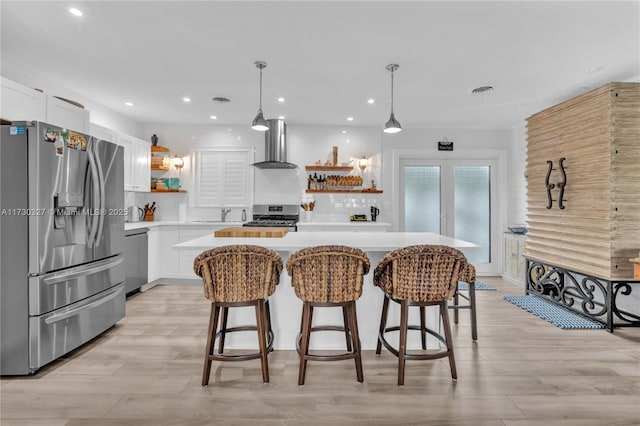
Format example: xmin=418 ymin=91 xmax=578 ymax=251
xmin=378 ymin=324 xmax=448 ymax=358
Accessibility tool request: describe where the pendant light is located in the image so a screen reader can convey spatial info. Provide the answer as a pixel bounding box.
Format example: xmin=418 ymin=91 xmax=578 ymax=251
xmin=251 ymin=61 xmax=270 ymax=131
xmin=384 ymin=63 xmax=402 ymax=134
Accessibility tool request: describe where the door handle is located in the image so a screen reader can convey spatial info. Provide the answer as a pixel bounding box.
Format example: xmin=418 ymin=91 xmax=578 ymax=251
xmin=44 ymin=285 xmax=123 ymax=324
xmin=43 ymin=256 xmax=123 ymax=285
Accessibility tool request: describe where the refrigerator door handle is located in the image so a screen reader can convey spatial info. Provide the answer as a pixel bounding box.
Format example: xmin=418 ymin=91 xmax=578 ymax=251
xmin=43 ymin=285 xmax=123 ymax=324
xmin=42 ymin=255 xmax=123 ymax=286
xmin=94 ymin=139 xmax=106 ymax=247
xmin=86 ymin=143 xmax=100 ymax=248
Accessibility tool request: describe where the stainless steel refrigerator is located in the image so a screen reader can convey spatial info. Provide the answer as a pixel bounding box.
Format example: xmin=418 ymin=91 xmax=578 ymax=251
xmin=1 ymin=121 xmax=125 ymax=375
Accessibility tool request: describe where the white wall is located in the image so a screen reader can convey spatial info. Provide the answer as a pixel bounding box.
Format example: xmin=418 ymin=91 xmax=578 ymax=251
xmin=508 ymin=123 xmax=528 ymax=226
xmin=137 ymin=123 xmax=385 ymax=222
xmin=380 ymin=128 xmax=512 ymax=231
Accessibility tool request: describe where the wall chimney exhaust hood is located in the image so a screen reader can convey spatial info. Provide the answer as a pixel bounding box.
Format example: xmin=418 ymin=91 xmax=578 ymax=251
xmin=251 ymin=118 xmax=298 ymax=169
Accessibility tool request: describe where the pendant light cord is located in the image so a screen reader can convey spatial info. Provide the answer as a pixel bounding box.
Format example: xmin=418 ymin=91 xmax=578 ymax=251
xmin=259 ymin=67 xmax=263 ymax=111
xmin=390 ymin=69 xmax=394 ymax=114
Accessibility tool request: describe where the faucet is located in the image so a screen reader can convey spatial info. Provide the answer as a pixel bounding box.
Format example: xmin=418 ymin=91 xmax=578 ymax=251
xmin=221 ymin=208 xmax=231 ymax=222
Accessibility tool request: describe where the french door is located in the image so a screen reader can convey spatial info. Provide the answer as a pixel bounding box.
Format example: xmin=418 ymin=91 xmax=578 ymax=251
xmin=400 ymin=159 xmax=498 ymax=274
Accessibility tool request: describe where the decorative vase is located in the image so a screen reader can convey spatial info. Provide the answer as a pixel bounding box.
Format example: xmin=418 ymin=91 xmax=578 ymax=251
xmin=151 ymin=134 xmax=158 ymax=146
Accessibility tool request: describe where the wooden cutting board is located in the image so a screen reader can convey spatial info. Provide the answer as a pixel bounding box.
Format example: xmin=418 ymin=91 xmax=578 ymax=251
xmin=214 ymin=226 xmax=288 ymax=238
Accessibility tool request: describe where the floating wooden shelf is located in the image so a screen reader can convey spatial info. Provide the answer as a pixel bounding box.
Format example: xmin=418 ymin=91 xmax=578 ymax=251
xmin=151 ymin=165 xmax=170 ymax=171
xmin=305 ymin=165 xmax=353 ymax=171
xmin=150 ymin=189 xmax=186 ymax=193
xmin=151 ymin=145 xmax=170 ymax=152
xmin=305 ymin=189 xmax=383 ymax=194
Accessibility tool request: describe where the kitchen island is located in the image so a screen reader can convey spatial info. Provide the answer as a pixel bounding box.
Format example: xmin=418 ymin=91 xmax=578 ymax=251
xmin=175 ymin=232 xmax=479 ymax=350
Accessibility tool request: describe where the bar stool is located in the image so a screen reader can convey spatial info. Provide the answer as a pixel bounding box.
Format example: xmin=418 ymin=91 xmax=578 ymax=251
xmin=286 ymin=245 xmax=370 ymax=385
xmin=373 ymin=245 xmax=476 ymax=385
xmin=193 ymin=245 xmax=283 ymax=386
xmin=449 ymin=280 xmax=478 ymax=340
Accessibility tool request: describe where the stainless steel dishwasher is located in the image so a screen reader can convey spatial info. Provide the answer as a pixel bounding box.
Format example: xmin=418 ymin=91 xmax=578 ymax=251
xmin=124 ymin=227 xmax=148 ymax=296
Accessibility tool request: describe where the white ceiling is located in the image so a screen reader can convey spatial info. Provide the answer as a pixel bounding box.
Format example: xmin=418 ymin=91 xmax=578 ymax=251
xmin=2 ymin=1 xmax=638 ymax=130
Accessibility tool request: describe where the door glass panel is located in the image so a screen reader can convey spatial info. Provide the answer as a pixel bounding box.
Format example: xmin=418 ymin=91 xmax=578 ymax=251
xmin=454 ymin=166 xmax=490 ymax=263
xmin=404 ymin=166 xmax=440 ymax=232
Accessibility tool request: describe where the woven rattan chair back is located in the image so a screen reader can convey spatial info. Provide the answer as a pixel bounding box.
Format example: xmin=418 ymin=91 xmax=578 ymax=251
xmin=373 ymin=245 xmax=476 ymax=302
xmin=286 ymin=245 xmax=371 ymax=303
xmin=194 ymin=245 xmax=283 ymax=303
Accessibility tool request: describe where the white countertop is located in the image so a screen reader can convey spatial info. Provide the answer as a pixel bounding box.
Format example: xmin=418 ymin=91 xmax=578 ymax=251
xmin=125 ymin=221 xmax=390 ymax=231
xmin=174 ymin=231 xmax=479 ymax=252
xmin=124 ymin=221 xmax=242 ymax=231
xmin=296 ymin=221 xmax=391 ymax=227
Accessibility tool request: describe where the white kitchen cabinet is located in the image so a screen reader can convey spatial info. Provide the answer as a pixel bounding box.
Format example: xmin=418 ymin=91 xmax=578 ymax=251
xmin=503 ymin=232 xmax=526 ymax=284
xmin=46 ymin=94 xmax=90 ymax=133
xmin=142 ymin=223 xmax=247 ymax=282
xmin=1 ymin=77 xmax=90 ymax=132
xmin=147 ymin=227 xmax=160 ymax=282
xmin=91 ymin=124 xmax=149 ymax=192
xmin=0 ymin=76 xmax=46 ymax=122
xmin=89 ymin=123 xmax=118 ymax=143
xmin=177 ymin=227 xmax=218 ymax=279
xmin=117 ymin=133 xmax=151 ymax=192
xmin=159 ymin=227 xmax=180 ymax=279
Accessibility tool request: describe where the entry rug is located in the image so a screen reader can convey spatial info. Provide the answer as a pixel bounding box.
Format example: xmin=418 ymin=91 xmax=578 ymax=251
xmin=503 ymin=295 xmax=604 ymax=329
xmin=458 ymin=281 xmax=496 ymax=291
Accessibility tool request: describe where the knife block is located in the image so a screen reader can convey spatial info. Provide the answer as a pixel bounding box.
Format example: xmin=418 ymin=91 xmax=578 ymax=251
xmin=143 ymin=211 xmax=155 ymax=222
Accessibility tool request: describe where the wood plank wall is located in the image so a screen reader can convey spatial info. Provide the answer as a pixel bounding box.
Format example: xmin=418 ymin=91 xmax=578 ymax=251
xmin=525 ymin=83 xmax=640 ymax=280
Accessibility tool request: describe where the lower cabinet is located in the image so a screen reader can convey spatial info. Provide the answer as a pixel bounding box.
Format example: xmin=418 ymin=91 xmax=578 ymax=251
xmin=150 ymin=224 xmax=237 ymax=282
xmin=178 ymin=227 xmax=216 ymax=279
xmin=503 ymin=233 xmax=526 ymax=284
xmin=147 ymin=227 xmax=161 ymax=282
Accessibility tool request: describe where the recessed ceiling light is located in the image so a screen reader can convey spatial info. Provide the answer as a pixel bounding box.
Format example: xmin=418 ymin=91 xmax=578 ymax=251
xmin=69 ymin=8 xmax=83 ymax=16
xmin=347 ymin=117 xmax=354 ymax=121
xmin=209 ymin=115 xmax=217 ymax=120
xmin=367 ymin=98 xmax=375 ymax=104
xmin=342 ymin=130 xmax=347 ymax=134
xmin=345 ymin=139 xmax=350 ymax=143
xmin=471 ymin=86 xmax=494 ymax=94
xmin=277 ymin=97 xmax=285 ymax=103
xmin=124 ymin=102 xmax=133 ymax=107
xmin=278 ymin=115 xmax=285 ymax=120
xmin=182 ymin=97 xmax=191 ymax=103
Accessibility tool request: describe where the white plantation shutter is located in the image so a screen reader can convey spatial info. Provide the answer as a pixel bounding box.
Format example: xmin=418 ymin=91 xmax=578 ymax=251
xmin=193 ymin=149 xmax=252 ymax=207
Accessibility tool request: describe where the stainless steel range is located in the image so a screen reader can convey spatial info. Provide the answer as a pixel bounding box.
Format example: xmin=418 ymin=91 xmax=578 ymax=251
xmin=244 ymin=204 xmax=299 ymax=231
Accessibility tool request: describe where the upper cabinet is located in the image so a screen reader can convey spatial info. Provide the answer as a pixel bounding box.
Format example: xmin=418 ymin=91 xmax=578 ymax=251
xmin=0 ymin=77 xmax=46 ymax=122
xmin=90 ymin=123 xmax=150 ymax=193
xmin=45 ymin=95 xmax=90 ymax=133
xmin=117 ymin=134 xmax=151 ymax=192
xmin=1 ymin=77 xmax=89 ymax=133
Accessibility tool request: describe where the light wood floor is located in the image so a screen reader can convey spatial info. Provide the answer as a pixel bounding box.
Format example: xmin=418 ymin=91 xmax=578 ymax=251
xmin=1 ymin=277 xmax=639 ymax=425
